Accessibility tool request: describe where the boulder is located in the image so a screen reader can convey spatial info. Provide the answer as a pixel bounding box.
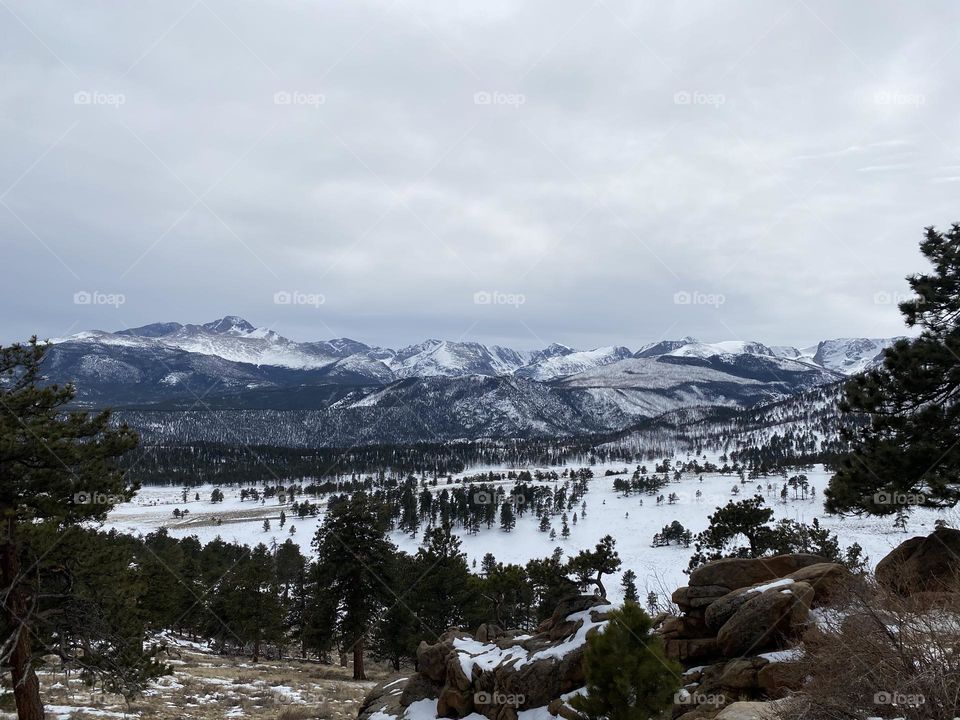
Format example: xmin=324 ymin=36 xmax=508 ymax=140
xmin=674 ymin=585 xmax=731 ymax=609
xmin=475 ymin=623 xmax=503 ymax=642
xmin=689 ymin=555 xmax=826 ymax=591
xmin=550 ymin=595 xmax=603 ymax=623
xmin=784 ymin=563 xmax=850 ymax=604
xmin=706 ymin=567 xmax=843 ymax=630
xmin=437 ymin=683 xmax=473 ymax=718
xmin=664 ymin=637 xmax=721 ymax=663
xmin=661 ymin=615 xmax=711 ymax=639
xmin=557 ymin=645 xmax=587 ymax=691
xmin=499 ymin=657 xmax=561 ymax=708
xmin=547 ymin=698 xmax=581 ymax=720
xmin=418 ymin=638 xmax=455 ymax=684
xmin=717 ymin=656 xmax=768 ymax=689
xmin=875 ymin=527 xmax=960 ymax=595
xmin=547 ymin=595 xmax=603 ymax=640
xmin=358 ymin=678 xmax=408 ymax=720
xmin=716 ymin=582 xmax=813 ymax=657
xmin=445 ymin=655 xmax=472 ymax=692
xmin=400 ymin=673 xmax=441 ymax=705
xmin=705 ymin=588 xmax=758 ymax=632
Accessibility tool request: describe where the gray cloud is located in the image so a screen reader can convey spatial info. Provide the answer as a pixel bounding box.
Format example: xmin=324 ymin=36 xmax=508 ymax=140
xmin=2 ymin=0 xmax=956 ymax=350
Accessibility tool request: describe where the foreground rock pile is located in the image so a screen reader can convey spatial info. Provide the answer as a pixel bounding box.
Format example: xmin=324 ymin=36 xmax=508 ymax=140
xmin=662 ymin=553 xmax=850 ymax=719
xmin=358 ymin=596 xmax=613 ymax=720
xmin=357 ymin=532 xmax=960 ymax=720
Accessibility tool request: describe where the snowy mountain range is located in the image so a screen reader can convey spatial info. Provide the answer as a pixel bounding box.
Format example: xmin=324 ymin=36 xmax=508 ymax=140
xmin=51 ymin=316 xmax=896 ymax=383
xmin=42 ymin=317 xmax=899 ymax=444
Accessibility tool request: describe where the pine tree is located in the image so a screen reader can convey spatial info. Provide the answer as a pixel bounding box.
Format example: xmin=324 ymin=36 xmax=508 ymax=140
xmin=688 ymin=497 xmax=774 ymax=569
xmin=568 ymin=535 xmax=621 ymax=598
xmin=0 ymin=339 xmax=138 ymax=719
xmin=371 ymin=553 xmax=420 ymax=670
xmin=620 ymin=569 xmax=639 ymax=603
xmin=229 ymin=544 xmax=284 ymax=661
xmin=499 ymin=501 xmax=516 ymax=532
xmin=829 ymin=224 xmax=960 ymax=513
xmin=412 ymin=524 xmax=472 ymax=635
xmin=312 ymin=493 xmax=397 ymax=679
xmin=569 ymin=603 xmax=680 ymax=720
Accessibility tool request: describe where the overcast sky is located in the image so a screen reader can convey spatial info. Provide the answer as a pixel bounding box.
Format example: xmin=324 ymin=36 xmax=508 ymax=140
xmin=2 ymin=1 xmax=957 ymax=351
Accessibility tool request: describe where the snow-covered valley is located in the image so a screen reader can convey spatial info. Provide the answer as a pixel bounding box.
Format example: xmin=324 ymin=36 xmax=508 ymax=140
xmin=104 ymin=460 xmax=954 ymax=604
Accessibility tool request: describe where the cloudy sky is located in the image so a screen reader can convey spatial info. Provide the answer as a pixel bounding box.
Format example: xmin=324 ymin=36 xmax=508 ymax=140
xmin=2 ymin=1 xmax=957 ymax=351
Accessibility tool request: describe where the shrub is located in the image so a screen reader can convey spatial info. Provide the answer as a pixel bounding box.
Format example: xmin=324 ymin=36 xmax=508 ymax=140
xmin=570 ymin=603 xmax=680 ymax=720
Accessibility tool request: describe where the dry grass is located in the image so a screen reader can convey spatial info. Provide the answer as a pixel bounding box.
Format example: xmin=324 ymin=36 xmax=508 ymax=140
xmin=14 ymin=639 xmax=388 ymax=720
xmin=791 ymin=578 xmax=960 ymax=720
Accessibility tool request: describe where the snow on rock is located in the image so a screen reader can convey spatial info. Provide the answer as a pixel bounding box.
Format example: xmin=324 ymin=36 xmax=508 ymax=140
xmin=358 ymin=597 xmax=614 ymax=720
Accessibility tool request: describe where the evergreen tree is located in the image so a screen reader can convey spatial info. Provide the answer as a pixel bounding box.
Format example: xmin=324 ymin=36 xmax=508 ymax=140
xmin=26 ymin=526 xmax=169 ymax=700
xmin=526 ymin=549 xmax=577 ymax=622
xmin=620 ymin=569 xmax=639 ymax=604
xmin=371 ymin=552 xmax=421 ymax=670
xmin=688 ymin=497 xmax=773 ymax=569
xmin=829 ymin=224 xmax=960 ymax=513
xmin=0 ymin=339 xmax=138 ymax=719
xmin=412 ymin=524 xmax=472 ymax=636
xmin=568 ymin=535 xmax=621 ymax=598
xmin=499 ymin=501 xmax=516 ymax=532
xmin=312 ymin=493 xmax=396 ymax=679
xmin=569 ymin=603 xmax=680 ymax=720
xmin=229 ymin=544 xmax=284 ymax=661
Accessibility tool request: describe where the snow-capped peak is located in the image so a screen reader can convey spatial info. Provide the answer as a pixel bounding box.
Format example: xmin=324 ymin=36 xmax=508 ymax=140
xmin=806 ymin=337 xmax=900 ymax=375
xmin=201 ymin=316 xmax=256 ymax=335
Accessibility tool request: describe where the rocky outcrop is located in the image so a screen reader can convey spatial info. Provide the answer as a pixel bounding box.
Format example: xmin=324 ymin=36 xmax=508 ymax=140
xmin=664 ymin=554 xmax=849 ymax=720
xmin=357 ymin=596 xmax=612 ymax=720
xmin=687 ymin=554 xmax=824 ymax=590
xmin=875 ymin=526 xmax=960 ymax=595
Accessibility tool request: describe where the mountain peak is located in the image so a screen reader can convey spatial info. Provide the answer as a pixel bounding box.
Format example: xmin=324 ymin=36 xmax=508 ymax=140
xmin=116 ymin=321 xmax=184 ymax=338
xmin=202 ymin=316 xmax=256 ymax=335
